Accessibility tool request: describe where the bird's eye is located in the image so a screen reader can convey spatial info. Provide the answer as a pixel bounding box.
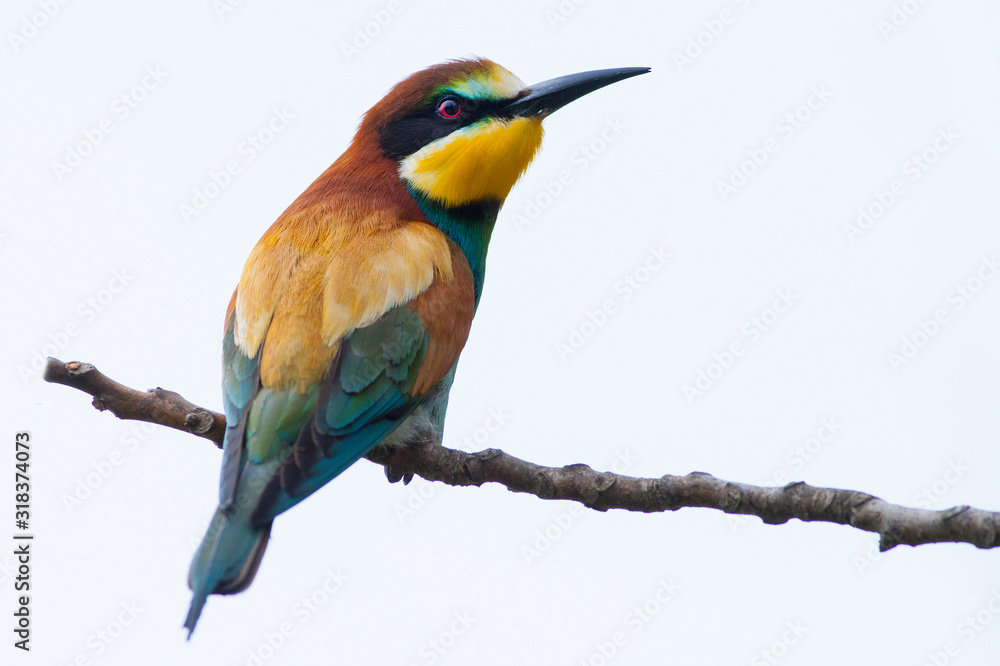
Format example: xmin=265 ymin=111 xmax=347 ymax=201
xmin=436 ymin=98 xmax=462 ymax=119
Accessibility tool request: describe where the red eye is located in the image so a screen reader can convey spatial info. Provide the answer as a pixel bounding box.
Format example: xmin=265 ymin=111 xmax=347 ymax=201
xmin=437 ymin=98 xmax=461 ymax=119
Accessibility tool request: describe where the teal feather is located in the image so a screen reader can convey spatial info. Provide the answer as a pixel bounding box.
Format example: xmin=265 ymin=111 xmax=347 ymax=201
xmin=187 ymin=306 xmax=436 ymax=635
xmin=405 ymin=187 xmax=499 ymax=304
xmin=251 ymin=306 xmax=430 ymax=522
xmin=187 ymin=322 xmax=313 ymax=637
xmin=219 ymin=322 xmax=260 ymax=504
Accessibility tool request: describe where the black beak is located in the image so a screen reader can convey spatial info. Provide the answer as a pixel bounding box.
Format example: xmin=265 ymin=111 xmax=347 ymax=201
xmin=502 ymin=67 xmax=651 ymax=118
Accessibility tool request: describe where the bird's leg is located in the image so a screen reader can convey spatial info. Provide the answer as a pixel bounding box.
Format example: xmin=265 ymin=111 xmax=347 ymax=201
xmin=372 ymin=439 xmax=437 ymax=484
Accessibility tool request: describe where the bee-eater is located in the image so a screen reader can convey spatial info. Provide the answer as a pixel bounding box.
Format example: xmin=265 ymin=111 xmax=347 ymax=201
xmin=185 ymin=58 xmax=649 ymax=635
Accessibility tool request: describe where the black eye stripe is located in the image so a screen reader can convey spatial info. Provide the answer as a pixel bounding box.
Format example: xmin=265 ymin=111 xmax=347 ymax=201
xmin=378 ymin=96 xmax=505 ymax=160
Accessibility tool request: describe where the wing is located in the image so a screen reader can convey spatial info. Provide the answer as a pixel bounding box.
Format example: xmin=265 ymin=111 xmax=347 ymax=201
xmin=219 ymin=214 xmax=475 ymax=526
xmin=219 ymin=291 xmax=262 ymax=505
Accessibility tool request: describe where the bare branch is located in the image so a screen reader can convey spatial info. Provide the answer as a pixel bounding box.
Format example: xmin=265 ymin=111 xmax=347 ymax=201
xmin=43 ymin=357 xmax=1000 ymax=552
xmin=44 ymin=358 xmax=225 ymax=448
xmin=369 ymin=444 xmax=1000 ymax=551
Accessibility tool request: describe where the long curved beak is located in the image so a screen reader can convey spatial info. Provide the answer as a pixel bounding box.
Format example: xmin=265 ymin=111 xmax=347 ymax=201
xmin=502 ymin=67 xmax=651 ymax=118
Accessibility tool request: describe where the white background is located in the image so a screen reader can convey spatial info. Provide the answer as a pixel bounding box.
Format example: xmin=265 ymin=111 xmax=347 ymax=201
xmin=3 ymin=1 xmax=999 ymax=664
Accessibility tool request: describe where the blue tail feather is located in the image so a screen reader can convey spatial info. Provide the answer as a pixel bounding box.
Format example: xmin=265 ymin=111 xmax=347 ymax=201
xmin=184 ymin=505 xmax=272 ymax=637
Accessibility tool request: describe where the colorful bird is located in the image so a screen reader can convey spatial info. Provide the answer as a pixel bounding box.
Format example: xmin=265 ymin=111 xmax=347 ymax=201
xmin=185 ymin=58 xmax=649 ymax=635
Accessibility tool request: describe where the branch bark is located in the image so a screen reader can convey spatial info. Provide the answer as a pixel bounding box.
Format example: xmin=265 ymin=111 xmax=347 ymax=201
xmin=43 ymin=359 xmax=225 ymax=447
xmin=43 ymin=357 xmax=1000 ymax=553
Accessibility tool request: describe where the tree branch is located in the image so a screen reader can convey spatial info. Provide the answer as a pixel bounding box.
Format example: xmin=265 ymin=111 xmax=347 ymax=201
xmin=43 ymin=358 xmax=225 ymax=447
xmin=44 ymin=357 xmax=1000 ymax=552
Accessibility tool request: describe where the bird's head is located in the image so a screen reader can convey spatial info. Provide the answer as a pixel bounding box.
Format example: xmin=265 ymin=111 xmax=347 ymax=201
xmin=360 ymin=58 xmax=649 ymax=209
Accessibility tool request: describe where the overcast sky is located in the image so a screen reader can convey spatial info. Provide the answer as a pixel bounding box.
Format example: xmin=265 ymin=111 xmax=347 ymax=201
xmin=3 ymin=1 xmax=1000 ymax=664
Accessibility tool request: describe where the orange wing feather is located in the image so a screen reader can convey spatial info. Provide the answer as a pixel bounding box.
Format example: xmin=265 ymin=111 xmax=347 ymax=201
xmin=235 ymin=214 xmax=454 ymax=392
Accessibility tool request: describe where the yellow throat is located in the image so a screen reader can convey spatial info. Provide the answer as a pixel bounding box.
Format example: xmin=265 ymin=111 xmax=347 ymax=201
xmin=399 ymin=116 xmax=544 ymax=207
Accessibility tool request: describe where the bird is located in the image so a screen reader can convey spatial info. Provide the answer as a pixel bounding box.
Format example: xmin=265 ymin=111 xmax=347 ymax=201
xmin=184 ymin=57 xmax=649 ymax=636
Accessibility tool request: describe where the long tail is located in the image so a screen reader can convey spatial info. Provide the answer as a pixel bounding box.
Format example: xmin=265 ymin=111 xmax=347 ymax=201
xmin=184 ymin=505 xmax=272 ymax=638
